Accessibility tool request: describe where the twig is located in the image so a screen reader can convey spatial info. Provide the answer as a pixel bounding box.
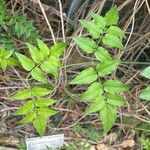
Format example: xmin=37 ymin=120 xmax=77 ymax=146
xmin=37 ymin=0 xmax=56 ymax=44
xmin=57 ymin=0 xmax=66 ymax=42
xmin=125 ymin=0 xmax=141 ymax=48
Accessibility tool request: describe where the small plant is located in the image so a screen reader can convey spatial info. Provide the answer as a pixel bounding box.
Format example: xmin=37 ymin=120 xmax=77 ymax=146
xmin=140 ymin=137 xmax=150 ymax=150
xmin=0 ymin=0 xmax=39 ymax=50
xmin=70 ymin=6 xmax=130 ymax=134
xmin=139 ymin=66 xmax=150 ymax=101
xmin=10 ymin=39 xmax=66 ymax=136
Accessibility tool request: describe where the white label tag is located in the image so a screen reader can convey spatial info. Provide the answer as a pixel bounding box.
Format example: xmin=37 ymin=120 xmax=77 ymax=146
xmin=26 ymin=134 xmax=64 ymax=150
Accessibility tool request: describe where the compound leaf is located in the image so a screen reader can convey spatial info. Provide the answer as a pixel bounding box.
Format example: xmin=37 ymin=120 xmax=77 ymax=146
xmin=80 ymin=20 xmax=101 ymax=39
xmin=70 ymin=67 xmax=98 ymax=84
xmin=37 ymin=38 xmax=50 ymax=57
xmin=38 ymin=108 xmax=58 ymax=117
xmin=104 ymin=80 xmax=130 ymax=93
xmin=95 ymin=47 xmax=112 ymax=62
xmin=105 ymin=6 xmax=119 ymax=26
xmin=40 ymin=60 xmax=58 ymax=77
xmin=7 ymin=57 xmax=20 ymax=67
xmin=31 ymin=67 xmax=48 ymax=83
xmin=19 ymin=112 xmax=37 ymax=124
xmin=92 ymin=14 xmax=106 ymax=30
xmin=96 ymin=59 xmax=120 ymax=77
xmin=31 ymin=86 xmax=51 ymax=97
xmin=140 ymin=66 xmax=150 ymax=79
xmin=47 ymin=56 xmax=62 ymax=68
xmin=14 ymin=101 xmax=34 ymax=115
xmin=107 ymin=26 xmax=125 ymax=38
xmin=4 ymin=50 xmax=14 ymax=59
xmin=100 ymin=104 xmax=117 ymax=134
xmin=82 ymin=82 xmax=103 ymax=100
xmin=11 ymin=89 xmax=31 ymax=100
xmin=27 ymin=43 xmax=44 ymax=64
xmin=33 ymin=115 xmax=47 ymax=136
xmin=107 ymin=93 xmax=126 ymax=106
xmin=139 ymin=86 xmax=150 ymax=101
xmin=102 ymin=34 xmax=124 ymax=49
xmin=86 ymin=95 xmax=105 ymax=113
xmin=15 ymin=52 xmax=35 ymax=71
xmin=34 ymin=99 xmax=56 ymax=107
xmin=74 ymin=37 xmax=97 ymax=53
xmin=50 ymin=43 xmax=66 ymax=58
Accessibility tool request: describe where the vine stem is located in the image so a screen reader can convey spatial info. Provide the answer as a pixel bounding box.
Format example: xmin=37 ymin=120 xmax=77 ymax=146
xmin=37 ymin=0 xmax=56 ymax=44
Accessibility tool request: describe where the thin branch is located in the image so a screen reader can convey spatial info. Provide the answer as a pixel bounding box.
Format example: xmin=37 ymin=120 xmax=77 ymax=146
xmin=57 ymin=0 xmax=66 ymax=42
xmin=37 ymin=0 xmax=56 ymax=44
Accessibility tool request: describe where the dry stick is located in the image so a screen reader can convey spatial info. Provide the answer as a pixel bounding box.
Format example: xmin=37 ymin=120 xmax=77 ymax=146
xmin=125 ymin=0 xmax=141 ymax=48
xmin=57 ymin=0 xmax=66 ymax=43
xmin=37 ymin=0 xmax=56 ymax=44
xmin=145 ymin=0 xmax=150 ymax=14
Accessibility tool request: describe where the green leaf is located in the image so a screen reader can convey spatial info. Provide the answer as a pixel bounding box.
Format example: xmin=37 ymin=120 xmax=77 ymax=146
xmin=1 ymin=59 xmax=7 ymax=71
xmin=107 ymin=93 xmax=126 ymax=106
xmin=107 ymin=26 xmax=125 ymax=38
xmin=96 ymin=59 xmax=120 ymax=77
xmin=139 ymin=86 xmax=150 ymax=101
xmin=79 ymin=20 xmax=101 ymax=39
xmin=31 ymin=86 xmax=51 ymax=97
xmin=102 ymin=34 xmax=124 ymax=49
xmin=50 ymin=43 xmax=66 ymax=57
xmin=14 ymin=101 xmax=34 ymax=115
xmin=104 ymin=80 xmax=130 ymax=93
xmin=92 ymin=14 xmax=106 ymax=30
xmin=74 ymin=37 xmax=97 ymax=53
xmin=15 ymin=52 xmax=35 ymax=71
xmin=18 ymin=112 xmax=37 ymax=124
xmin=4 ymin=50 xmax=14 ymax=59
xmin=34 ymin=99 xmax=56 ymax=107
xmin=100 ymin=104 xmax=117 ymax=134
xmin=33 ymin=115 xmax=47 ymax=136
xmin=140 ymin=66 xmax=150 ymax=79
xmin=11 ymin=89 xmax=31 ymax=100
xmin=47 ymin=56 xmax=62 ymax=68
xmin=95 ymin=47 xmax=112 ymax=62
xmin=86 ymin=95 xmax=105 ymax=113
xmin=7 ymin=57 xmax=20 ymax=67
xmin=27 ymin=43 xmax=44 ymax=64
xmin=38 ymin=108 xmax=58 ymax=117
xmin=37 ymin=38 xmax=50 ymax=57
xmin=105 ymin=6 xmax=119 ymax=26
xmin=40 ymin=60 xmax=58 ymax=77
xmin=82 ymin=82 xmax=103 ymax=100
xmin=31 ymin=67 xmax=48 ymax=83
xmin=70 ymin=67 xmax=98 ymax=84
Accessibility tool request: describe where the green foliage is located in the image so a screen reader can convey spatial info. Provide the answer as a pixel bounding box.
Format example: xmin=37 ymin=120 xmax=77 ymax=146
xmin=0 ymin=0 xmax=39 ymax=51
xmin=0 ymin=47 xmax=18 ymax=71
xmin=70 ymin=6 xmax=130 ymax=134
xmin=15 ymin=39 xmax=66 ymax=82
xmin=140 ymin=137 xmax=150 ymax=150
xmin=11 ymin=39 xmax=65 ymax=136
xmin=139 ymin=67 xmax=150 ymax=101
xmin=11 ymin=86 xmax=57 ymax=136
xmin=70 ymin=67 xmax=98 ymax=84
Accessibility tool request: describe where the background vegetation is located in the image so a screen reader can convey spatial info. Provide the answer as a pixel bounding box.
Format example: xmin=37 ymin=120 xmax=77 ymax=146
xmin=0 ymin=0 xmax=150 ymax=149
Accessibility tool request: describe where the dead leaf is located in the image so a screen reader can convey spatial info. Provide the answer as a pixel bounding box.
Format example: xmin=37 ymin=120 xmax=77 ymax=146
xmin=120 ymin=139 xmax=135 ymax=149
